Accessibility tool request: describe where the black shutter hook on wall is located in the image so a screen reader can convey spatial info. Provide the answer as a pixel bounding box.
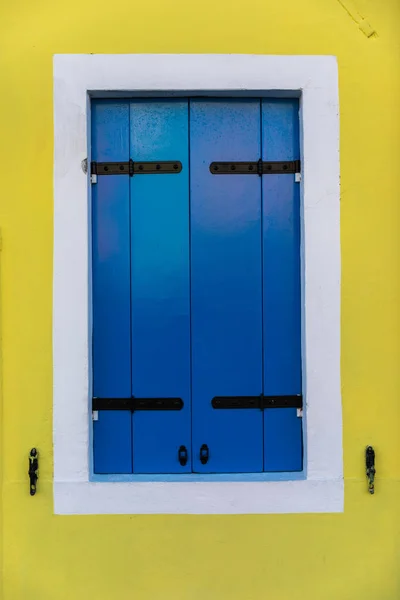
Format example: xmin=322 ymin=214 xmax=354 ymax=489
xmin=366 ymin=446 xmax=375 ymax=495
xmin=29 ymin=448 xmax=39 ymax=496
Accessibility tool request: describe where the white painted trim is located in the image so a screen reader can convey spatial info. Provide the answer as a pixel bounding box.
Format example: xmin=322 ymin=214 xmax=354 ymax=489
xmin=54 ymin=479 xmax=343 ymax=515
xmin=53 ymin=54 xmax=342 ymax=515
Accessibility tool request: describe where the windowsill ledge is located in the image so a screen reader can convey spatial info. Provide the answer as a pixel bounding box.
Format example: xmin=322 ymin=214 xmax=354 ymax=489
xmin=54 ymin=477 xmax=344 ymax=515
xmin=90 ymin=472 xmax=306 ymax=483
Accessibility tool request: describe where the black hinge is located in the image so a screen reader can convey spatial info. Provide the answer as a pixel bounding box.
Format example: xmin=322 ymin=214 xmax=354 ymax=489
xmin=209 ymin=160 xmax=300 ymax=175
xmin=91 ymin=160 xmax=182 ymax=176
xmin=211 ymin=395 xmax=302 ymax=409
xmin=92 ymin=397 xmax=183 ymax=411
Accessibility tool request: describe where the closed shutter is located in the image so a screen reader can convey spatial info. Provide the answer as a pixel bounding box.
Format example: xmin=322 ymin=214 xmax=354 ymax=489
xmin=92 ymin=98 xmax=302 ymax=475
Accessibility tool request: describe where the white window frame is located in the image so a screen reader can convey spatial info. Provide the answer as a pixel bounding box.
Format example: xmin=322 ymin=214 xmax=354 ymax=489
xmin=53 ymin=54 xmax=342 ymax=515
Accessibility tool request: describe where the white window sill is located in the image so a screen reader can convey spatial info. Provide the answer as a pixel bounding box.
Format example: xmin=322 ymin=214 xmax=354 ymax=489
xmin=54 ymin=479 xmax=344 ymax=515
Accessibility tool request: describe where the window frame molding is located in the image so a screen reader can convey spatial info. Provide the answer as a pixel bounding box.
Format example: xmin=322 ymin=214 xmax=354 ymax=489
xmin=53 ymin=53 xmax=342 ymax=515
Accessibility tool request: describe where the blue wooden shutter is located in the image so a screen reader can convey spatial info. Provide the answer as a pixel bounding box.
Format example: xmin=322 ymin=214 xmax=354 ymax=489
xmin=129 ymin=100 xmax=191 ymax=473
xmin=92 ymin=98 xmax=302 ymax=475
xmin=92 ymin=101 xmax=132 ymax=474
xmin=262 ymin=99 xmax=303 ymax=471
xmin=190 ymin=99 xmax=264 ymax=473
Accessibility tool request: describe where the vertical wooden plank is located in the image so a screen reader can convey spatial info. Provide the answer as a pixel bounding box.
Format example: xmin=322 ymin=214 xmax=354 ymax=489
xmin=190 ymin=99 xmax=263 ymax=473
xmin=92 ymin=100 xmax=132 ymax=474
xmin=262 ymin=99 xmax=303 ymax=472
xmin=130 ymin=100 xmax=191 ymax=473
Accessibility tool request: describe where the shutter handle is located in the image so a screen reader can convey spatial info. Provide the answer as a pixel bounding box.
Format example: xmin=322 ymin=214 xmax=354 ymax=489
xmin=178 ymin=445 xmax=188 ymax=466
xmin=200 ymin=444 xmax=209 ymax=465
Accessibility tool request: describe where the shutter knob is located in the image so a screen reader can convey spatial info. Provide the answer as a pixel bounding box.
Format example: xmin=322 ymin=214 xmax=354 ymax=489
xmin=200 ymin=444 xmax=209 ymax=465
xmin=178 ymin=445 xmax=188 ymax=466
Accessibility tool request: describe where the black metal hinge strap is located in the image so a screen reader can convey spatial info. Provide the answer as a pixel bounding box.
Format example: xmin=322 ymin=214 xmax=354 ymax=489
xmin=212 ymin=396 xmax=260 ymax=409
xmin=211 ymin=395 xmax=302 ymax=409
xmin=209 ymin=160 xmax=300 ymax=175
xmin=263 ymin=395 xmax=302 ymax=408
xmin=92 ymin=397 xmax=183 ymax=411
xmin=91 ymin=160 xmax=182 ymax=176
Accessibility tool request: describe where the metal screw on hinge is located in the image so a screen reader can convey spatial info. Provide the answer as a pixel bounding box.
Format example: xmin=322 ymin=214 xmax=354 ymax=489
xmin=366 ymin=446 xmax=375 ymax=495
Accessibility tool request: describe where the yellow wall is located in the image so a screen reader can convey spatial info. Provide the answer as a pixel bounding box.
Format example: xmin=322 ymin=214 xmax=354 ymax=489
xmin=1 ymin=1 xmax=400 ymax=598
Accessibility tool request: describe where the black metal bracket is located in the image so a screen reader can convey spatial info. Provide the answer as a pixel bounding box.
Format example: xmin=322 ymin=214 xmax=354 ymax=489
xmin=212 ymin=395 xmax=303 ymax=409
xmin=91 ymin=160 xmax=182 ymax=176
xmin=92 ymin=397 xmax=183 ymax=411
xmin=29 ymin=448 xmax=38 ymax=496
xmin=209 ymin=160 xmax=300 ymax=175
xmin=366 ymin=446 xmax=375 ymax=495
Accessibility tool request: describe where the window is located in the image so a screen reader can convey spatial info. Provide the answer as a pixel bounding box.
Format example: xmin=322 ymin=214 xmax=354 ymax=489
xmin=92 ymin=97 xmax=303 ymax=475
xmin=53 ymin=54 xmax=342 ymax=514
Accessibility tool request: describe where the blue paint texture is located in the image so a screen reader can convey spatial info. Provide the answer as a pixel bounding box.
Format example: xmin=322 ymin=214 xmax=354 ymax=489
xmin=92 ymin=98 xmax=302 ymax=475
xmin=92 ymin=101 xmax=132 ymax=473
xmin=190 ymin=100 xmax=263 ymax=473
xmin=130 ymin=100 xmax=191 ymax=473
xmin=262 ymin=99 xmax=303 ymax=471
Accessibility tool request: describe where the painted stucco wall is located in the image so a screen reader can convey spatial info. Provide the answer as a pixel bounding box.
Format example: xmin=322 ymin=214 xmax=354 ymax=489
xmin=0 ymin=1 xmax=400 ymax=598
